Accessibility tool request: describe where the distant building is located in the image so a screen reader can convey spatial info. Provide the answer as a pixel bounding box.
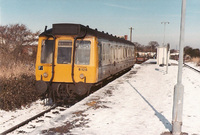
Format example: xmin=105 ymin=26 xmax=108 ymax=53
xmin=137 ymin=52 xmax=156 ymax=58
xmin=170 ymin=52 xmax=179 ymax=61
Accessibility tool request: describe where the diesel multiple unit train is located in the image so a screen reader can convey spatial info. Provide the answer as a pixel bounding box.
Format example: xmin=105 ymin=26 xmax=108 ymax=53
xmin=35 ymin=23 xmax=135 ymax=103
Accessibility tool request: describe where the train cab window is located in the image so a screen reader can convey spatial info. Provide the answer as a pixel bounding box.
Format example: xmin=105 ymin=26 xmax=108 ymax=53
xmin=75 ymin=40 xmax=91 ymax=65
xmin=41 ymin=40 xmax=54 ymax=64
xmin=57 ymin=40 xmax=72 ymax=64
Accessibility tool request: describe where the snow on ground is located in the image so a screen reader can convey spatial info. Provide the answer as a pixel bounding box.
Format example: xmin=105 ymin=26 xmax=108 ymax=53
xmin=0 ymin=100 xmax=50 ymax=133
xmin=185 ymin=61 xmax=200 ymax=71
xmin=1 ymin=59 xmax=200 ymax=135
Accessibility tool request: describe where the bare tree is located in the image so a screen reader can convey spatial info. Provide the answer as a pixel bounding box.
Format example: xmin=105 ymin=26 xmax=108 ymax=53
xmin=184 ymin=46 xmax=200 ymax=58
xmin=0 ymin=24 xmax=39 ymax=57
xmin=148 ymin=41 xmax=159 ymax=52
xmin=133 ymin=42 xmax=144 ymax=52
xmin=0 ymin=24 xmax=40 ymax=66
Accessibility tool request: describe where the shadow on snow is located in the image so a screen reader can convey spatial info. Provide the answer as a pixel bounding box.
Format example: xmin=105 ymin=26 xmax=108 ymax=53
xmin=126 ymin=81 xmax=172 ymax=132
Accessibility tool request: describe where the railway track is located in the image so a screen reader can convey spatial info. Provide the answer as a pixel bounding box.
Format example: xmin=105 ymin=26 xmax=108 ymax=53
xmin=184 ymin=63 xmax=200 ymax=73
xmin=0 ymin=104 xmax=58 ymax=135
xmin=0 ymin=67 xmax=132 ymax=135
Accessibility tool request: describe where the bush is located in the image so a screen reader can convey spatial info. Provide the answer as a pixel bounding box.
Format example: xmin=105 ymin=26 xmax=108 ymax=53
xmin=0 ymin=61 xmax=39 ymax=111
xmin=184 ymin=46 xmax=200 ymax=58
xmin=0 ymin=74 xmax=39 ymax=111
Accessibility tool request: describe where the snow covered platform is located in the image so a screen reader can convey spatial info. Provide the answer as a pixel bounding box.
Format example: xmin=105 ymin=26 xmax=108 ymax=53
xmin=1 ymin=59 xmax=200 ymax=135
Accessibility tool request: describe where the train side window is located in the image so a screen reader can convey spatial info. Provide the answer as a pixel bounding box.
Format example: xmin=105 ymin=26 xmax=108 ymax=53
xmin=41 ymin=40 xmax=54 ymax=64
xmin=125 ymin=48 xmax=127 ymax=58
xmin=57 ymin=40 xmax=72 ymax=64
xmin=111 ymin=46 xmax=114 ymax=62
xmin=122 ymin=48 xmax=125 ymax=59
xmin=75 ymin=40 xmax=91 ymax=65
xmin=113 ymin=46 xmax=115 ymax=60
xmin=128 ymin=48 xmax=131 ymax=57
xmin=128 ymin=48 xmax=130 ymax=57
xmin=132 ymin=48 xmax=134 ymax=57
xmin=115 ymin=46 xmax=118 ymax=60
xmin=118 ymin=47 xmax=121 ymax=60
xmin=107 ymin=43 xmax=111 ymax=63
xmin=102 ymin=43 xmax=106 ymax=61
xmin=119 ymin=47 xmax=123 ymax=60
xmin=98 ymin=43 xmax=102 ymax=67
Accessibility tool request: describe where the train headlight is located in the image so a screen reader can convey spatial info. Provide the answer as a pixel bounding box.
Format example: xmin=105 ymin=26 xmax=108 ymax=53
xmin=43 ymin=72 xmax=48 ymax=78
xmin=80 ymin=74 xmax=85 ymax=79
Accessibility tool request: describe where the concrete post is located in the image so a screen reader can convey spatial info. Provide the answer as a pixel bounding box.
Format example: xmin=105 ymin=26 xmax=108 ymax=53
xmin=172 ymin=0 xmax=186 ymax=135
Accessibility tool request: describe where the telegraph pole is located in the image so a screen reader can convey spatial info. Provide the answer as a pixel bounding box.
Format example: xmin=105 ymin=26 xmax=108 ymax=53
xmin=172 ymin=0 xmax=186 ymax=135
xmin=161 ymin=22 xmax=169 ymax=65
xmin=129 ymin=27 xmax=134 ymax=42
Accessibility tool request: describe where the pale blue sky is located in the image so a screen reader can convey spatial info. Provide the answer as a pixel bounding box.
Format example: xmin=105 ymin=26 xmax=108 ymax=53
xmin=0 ymin=0 xmax=200 ymax=49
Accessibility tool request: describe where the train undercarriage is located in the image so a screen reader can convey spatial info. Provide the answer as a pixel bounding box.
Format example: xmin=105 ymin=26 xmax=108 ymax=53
xmin=36 ymin=66 xmax=132 ymax=105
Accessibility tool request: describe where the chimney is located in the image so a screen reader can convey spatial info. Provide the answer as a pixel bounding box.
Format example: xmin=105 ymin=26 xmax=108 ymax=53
xmin=124 ymin=35 xmax=128 ymax=40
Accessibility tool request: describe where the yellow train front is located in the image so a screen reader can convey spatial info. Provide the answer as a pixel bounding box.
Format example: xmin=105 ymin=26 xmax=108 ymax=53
xmin=35 ymin=23 xmax=135 ymax=103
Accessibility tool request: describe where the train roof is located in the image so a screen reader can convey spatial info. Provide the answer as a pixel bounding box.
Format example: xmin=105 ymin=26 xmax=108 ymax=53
xmin=40 ymin=23 xmax=135 ymax=46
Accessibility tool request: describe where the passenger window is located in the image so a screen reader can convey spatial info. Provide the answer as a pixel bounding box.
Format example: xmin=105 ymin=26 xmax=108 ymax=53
xmin=57 ymin=40 xmax=72 ymax=64
xmin=98 ymin=43 xmax=102 ymax=67
xmin=75 ymin=40 xmax=91 ymax=65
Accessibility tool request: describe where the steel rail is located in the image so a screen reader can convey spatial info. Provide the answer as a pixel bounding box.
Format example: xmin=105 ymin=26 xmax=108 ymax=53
xmin=0 ymin=104 xmax=57 ymax=135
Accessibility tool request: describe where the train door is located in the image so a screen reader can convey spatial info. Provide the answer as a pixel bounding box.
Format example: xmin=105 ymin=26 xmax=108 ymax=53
xmin=35 ymin=37 xmax=55 ymax=82
xmin=54 ymin=38 xmax=73 ymax=82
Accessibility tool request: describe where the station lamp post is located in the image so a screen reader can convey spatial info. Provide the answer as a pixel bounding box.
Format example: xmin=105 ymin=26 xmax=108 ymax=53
xmin=161 ymin=22 xmax=169 ymax=66
xmin=161 ymin=22 xmax=170 ymax=46
xmin=172 ymin=0 xmax=186 ymax=135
